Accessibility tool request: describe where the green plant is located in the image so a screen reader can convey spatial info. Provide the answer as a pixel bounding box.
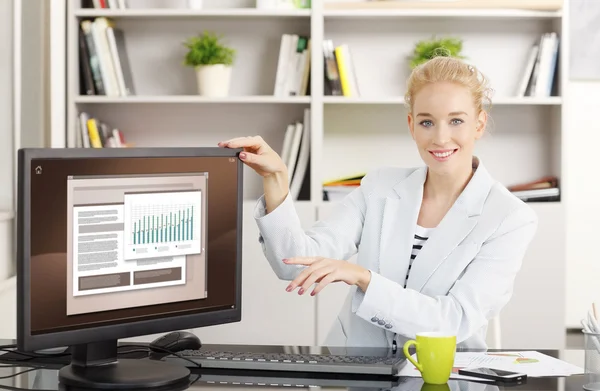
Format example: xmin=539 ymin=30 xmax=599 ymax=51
xmin=409 ymin=36 xmax=465 ymax=69
xmin=183 ymin=31 xmax=236 ymax=67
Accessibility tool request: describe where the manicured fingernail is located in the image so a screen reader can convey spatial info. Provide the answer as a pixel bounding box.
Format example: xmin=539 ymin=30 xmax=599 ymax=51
xmin=298 ymin=288 xmax=304 ymax=295
xmin=286 ymin=286 xmax=292 ymax=292
xmin=240 ymin=152 xmax=246 ymax=159
xmin=282 ymin=258 xmax=289 ymax=263
xmin=310 ymin=291 xmax=315 ymax=296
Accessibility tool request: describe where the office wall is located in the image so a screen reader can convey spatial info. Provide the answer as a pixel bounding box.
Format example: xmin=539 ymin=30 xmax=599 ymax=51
xmin=20 ymin=0 xmax=47 ymax=149
xmin=0 ymin=0 xmax=13 ymax=212
xmin=565 ymin=80 xmax=600 ymax=328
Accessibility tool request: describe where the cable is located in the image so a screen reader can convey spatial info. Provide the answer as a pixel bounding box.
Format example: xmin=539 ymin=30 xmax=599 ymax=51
xmin=0 ymin=348 xmax=69 ymax=362
xmin=0 ymin=345 xmax=202 ymax=390
xmin=116 ymin=344 xmax=202 ymax=369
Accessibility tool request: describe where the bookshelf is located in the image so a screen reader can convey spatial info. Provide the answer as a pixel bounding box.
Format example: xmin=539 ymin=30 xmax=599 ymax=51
xmin=52 ymin=0 xmax=568 ymax=349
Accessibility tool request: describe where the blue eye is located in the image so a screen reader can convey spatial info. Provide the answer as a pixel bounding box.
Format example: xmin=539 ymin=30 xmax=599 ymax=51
xmin=419 ymin=120 xmax=433 ymax=127
xmin=451 ymin=118 xmax=464 ymax=125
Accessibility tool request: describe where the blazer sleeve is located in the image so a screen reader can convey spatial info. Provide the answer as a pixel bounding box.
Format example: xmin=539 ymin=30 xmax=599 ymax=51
xmin=253 ymin=170 xmax=378 ymax=281
xmin=351 ymin=204 xmax=538 ymax=343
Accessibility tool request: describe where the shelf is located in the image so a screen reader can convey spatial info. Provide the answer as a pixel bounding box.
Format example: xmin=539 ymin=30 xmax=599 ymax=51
xmin=74 ymin=8 xmax=311 ymax=19
xmin=323 ymin=96 xmax=562 ymax=106
xmin=74 ymin=96 xmax=311 ymax=104
xmin=323 ymin=9 xmax=561 ymax=19
xmin=0 ymin=210 xmax=13 ymax=221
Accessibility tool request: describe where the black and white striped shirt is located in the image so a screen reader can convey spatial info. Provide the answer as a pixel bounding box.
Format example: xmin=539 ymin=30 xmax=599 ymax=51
xmin=404 ymin=225 xmax=433 ymax=288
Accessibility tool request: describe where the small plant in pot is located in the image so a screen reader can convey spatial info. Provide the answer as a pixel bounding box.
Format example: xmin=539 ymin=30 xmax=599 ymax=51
xmin=183 ymin=31 xmax=236 ymax=97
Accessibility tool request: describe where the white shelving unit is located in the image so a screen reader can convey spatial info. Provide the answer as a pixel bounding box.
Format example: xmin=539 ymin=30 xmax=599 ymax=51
xmin=51 ymin=0 xmax=568 ymax=348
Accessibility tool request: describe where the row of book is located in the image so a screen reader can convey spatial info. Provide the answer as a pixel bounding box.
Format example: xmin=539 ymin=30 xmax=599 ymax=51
xmin=82 ymin=0 xmax=310 ymax=10
xmin=515 ymin=32 xmax=559 ymax=97
xmin=274 ymin=34 xmax=312 ymax=97
xmin=324 ymin=39 xmax=360 ymax=97
xmin=75 ymin=112 xmax=129 ymax=148
xmin=82 ymin=0 xmax=128 ymax=8
xmin=281 ymin=109 xmax=311 ymax=201
xmin=79 ymin=17 xmax=135 ymax=97
xmin=323 ymin=174 xmax=560 ymax=203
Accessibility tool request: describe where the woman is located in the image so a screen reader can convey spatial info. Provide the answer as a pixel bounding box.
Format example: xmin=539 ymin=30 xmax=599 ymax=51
xmin=218 ymin=56 xmax=538 ymax=350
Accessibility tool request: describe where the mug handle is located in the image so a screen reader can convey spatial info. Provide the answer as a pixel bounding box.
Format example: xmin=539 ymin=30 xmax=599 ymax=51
xmin=403 ymin=339 xmax=423 ymax=372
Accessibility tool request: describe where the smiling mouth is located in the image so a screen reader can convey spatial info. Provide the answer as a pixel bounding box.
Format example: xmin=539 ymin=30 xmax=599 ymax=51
xmin=429 ymin=149 xmax=458 ymax=160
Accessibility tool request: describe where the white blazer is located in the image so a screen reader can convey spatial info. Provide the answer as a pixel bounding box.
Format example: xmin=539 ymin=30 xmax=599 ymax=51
xmin=253 ymin=158 xmax=538 ymax=350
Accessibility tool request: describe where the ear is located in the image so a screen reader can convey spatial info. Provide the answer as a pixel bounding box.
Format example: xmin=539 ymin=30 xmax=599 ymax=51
xmin=407 ymin=113 xmax=416 ymax=140
xmin=474 ymin=110 xmax=487 ymax=139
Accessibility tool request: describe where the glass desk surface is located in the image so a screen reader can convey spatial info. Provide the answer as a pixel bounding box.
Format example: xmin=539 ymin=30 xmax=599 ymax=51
xmin=0 ymin=341 xmax=592 ymax=391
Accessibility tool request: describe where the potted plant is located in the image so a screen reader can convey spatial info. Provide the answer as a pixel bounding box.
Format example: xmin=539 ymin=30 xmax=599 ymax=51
xmin=183 ymin=31 xmax=236 ymax=97
xmin=409 ymin=36 xmax=465 ymax=69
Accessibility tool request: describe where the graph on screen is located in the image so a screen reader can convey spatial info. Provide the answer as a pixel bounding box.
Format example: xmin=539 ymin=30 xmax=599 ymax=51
xmin=123 ymin=190 xmax=202 ymax=261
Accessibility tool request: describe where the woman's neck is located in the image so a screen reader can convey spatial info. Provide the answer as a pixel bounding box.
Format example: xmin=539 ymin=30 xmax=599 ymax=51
xmin=423 ymin=160 xmax=474 ymax=203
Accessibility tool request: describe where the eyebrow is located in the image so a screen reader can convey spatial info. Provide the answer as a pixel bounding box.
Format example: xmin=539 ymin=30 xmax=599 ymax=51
xmin=416 ymin=111 xmax=468 ymax=117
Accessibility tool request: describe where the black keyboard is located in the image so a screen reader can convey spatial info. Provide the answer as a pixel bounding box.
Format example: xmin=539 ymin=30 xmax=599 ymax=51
xmin=165 ymin=349 xmax=407 ymax=376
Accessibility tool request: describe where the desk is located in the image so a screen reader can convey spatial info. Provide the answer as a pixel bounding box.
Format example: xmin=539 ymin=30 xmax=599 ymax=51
xmin=0 ymin=342 xmax=591 ymax=391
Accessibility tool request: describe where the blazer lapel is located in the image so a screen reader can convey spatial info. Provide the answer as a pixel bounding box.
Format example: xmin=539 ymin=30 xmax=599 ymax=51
xmin=378 ymin=168 xmax=426 ymax=283
xmin=406 ymin=203 xmax=477 ymax=292
xmin=406 ymin=158 xmax=494 ymax=292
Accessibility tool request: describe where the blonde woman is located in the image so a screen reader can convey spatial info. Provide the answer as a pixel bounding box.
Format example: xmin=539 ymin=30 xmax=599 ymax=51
xmin=219 ymin=56 xmax=538 ymax=350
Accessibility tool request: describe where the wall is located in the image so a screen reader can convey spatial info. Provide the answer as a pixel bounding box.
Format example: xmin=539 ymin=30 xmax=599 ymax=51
xmin=0 ymin=0 xmax=14 ymax=284
xmin=0 ymin=0 xmax=14 ymax=212
xmin=20 ymin=0 xmax=47 ymax=149
xmin=565 ymin=81 xmax=600 ymax=328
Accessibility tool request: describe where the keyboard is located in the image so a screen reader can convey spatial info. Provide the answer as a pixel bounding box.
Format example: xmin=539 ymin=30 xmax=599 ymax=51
xmin=164 ymin=349 xmax=407 ymax=376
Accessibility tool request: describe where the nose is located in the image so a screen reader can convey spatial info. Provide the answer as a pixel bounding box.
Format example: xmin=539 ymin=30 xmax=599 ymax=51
xmin=433 ymin=124 xmax=451 ymax=145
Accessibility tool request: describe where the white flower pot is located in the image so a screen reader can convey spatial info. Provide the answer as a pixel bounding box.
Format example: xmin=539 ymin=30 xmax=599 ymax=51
xmin=187 ymin=0 xmax=203 ymax=9
xmin=195 ymin=65 xmax=232 ymax=97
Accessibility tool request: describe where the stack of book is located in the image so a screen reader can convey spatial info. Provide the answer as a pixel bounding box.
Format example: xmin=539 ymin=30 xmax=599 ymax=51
xmin=281 ymin=109 xmax=311 ymax=200
xmin=515 ymin=32 xmax=560 ymax=97
xmin=322 ymin=173 xmax=364 ymax=201
xmin=75 ymin=112 xmax=129 ymax=148
xmin=323 ymin=39 xmax=360 ymax=97
xmin=81 ymin=0 xmax=128 ymax=9
xmin=507 ymin=176 xmax=560 ymax=202
xmin=322 ymin=173 xmax=560 ymax=202
xmin=78 ymin=17 xmax=135 ymax=97
xmin=274 ymin=34 xmax=311 ymax=97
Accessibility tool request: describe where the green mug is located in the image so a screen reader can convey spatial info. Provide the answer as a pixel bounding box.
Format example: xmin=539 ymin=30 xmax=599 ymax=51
xmin=403 ymin=332 xmax=457 ymax=385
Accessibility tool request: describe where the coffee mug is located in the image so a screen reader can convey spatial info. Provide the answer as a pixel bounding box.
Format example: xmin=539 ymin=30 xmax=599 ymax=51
xmin=403 ymin=332 xmax=457 ymax=384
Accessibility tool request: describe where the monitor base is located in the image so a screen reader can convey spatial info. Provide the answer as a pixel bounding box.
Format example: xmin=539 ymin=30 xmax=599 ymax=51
xmin=58 ymin=340 xmax=191 ymax=390
xmin=59 ymin=359 xmax=190 ymax=390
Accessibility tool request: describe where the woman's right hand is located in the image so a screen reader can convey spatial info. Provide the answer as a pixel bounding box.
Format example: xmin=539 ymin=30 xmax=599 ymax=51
xmin=218 ymin=135 xmax=287 ymax=178
xmin=219 ymin=136 xmax=290 ymax=212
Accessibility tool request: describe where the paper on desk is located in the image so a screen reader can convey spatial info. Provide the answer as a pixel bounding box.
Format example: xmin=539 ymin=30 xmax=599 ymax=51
xmin=399 ymin=351 xmax=584 ymax=380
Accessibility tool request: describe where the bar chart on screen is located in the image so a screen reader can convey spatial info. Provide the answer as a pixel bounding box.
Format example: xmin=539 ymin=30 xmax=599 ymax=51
xmin=122 ymin=190 xmax=202 ymax=261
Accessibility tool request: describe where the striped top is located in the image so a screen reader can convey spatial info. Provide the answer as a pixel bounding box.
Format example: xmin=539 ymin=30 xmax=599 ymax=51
xmin=404 ymin=225 xmax=434 ymax=288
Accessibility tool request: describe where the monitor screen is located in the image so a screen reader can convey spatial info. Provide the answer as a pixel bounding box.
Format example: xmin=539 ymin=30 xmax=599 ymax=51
xmin=17 ymin=148 xmax=243 ymax=351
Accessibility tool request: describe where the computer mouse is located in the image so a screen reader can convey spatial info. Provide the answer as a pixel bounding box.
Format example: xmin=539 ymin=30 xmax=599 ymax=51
xmin=149 ymin=331 xmax=202 ymax=355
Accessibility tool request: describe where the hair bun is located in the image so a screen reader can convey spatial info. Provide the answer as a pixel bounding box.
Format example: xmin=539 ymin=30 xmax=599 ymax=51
xmin=430 ymin=47 xmax=452 ymax=58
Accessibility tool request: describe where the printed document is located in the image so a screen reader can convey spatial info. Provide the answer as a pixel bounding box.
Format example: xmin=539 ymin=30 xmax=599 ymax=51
xmin=399 ymin=351 xmax=584 ymax=380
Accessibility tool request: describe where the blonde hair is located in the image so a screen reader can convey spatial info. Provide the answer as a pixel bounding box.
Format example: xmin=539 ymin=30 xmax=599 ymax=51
xmin=404 ymin=56 xmax=493 ymax=114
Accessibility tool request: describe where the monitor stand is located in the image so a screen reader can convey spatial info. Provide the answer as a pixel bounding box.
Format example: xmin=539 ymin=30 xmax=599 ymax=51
xmin=58 ymin=340 xmax=191 ymax=390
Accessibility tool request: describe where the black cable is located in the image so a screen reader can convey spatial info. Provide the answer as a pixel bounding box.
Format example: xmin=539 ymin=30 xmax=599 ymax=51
xmin=0 ymin=348 xmax=69 ymax=361
xmin=0 ymin=344 xmax=202 ymax=390
xmin=0 ymin=384 xmax=54 ymax=391
xmin=0 ymin=367 xmax=40 ymax=380
xmin=116 ymin=344 xmax=202 ymax=369
xmin=0 ymin=345 xmax=16 ymax=350
xmin=0 ymin=344 xmax=142 ymax=363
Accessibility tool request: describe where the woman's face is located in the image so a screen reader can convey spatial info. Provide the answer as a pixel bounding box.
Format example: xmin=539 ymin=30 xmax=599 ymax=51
xmin=407 ymin=82 xmax=487 ymax=177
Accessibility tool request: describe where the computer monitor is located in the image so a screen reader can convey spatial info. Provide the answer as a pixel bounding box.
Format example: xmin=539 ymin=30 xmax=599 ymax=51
xmin=16 ymin=147 xmax=243 ymax=389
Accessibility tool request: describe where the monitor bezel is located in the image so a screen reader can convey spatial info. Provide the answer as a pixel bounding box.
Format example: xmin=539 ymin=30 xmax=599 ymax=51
xmin=17 ymin=147 xmax=244 ymax=352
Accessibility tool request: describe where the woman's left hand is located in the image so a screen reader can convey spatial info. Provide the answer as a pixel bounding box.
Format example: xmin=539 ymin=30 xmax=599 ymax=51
xmin=283 ymin=257 xmax=372 ymax=296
